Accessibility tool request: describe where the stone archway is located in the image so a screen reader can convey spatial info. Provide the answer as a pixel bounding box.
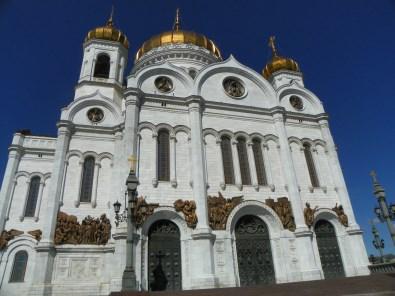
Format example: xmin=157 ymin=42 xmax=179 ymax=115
xmin=235 ymin=215 xmax=275 ymax=286
xmin=148 ymin=220 xmax=182 ymax=291
xmin=315 ymin=219 xmax=345 ymax=279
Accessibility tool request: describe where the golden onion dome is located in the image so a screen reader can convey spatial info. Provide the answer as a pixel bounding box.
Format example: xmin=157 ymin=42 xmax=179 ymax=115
xmin=263 ymin=36 xmax=300 ymax=79
xmin=135 ymin=9 xmax=221 ymax=61
xmin=85 ymin=10 xmax=129 ymax=49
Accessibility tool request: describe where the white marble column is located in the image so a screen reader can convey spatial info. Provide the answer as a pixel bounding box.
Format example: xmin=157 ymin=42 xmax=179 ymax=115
xmin=262 ymin=144 xmax=275 ymax=191
xmin=170 ymin=134 xmax=177 ymax=187
xmin=30 ymin=121 xmax=73 ymax=294
xmin=216 ymin=138 xmax=226 ymax=190
xmin=34 ymin=181 xmax=45 ymax=222
xmin=247 ymin=141 xmax=259 ymax=190
xmin=273 ymin=112 xmax=321 ymax=281
xmin=152 ymin=134 xmax=158 ymax=187
xmin=187 ymin=97 xmax=217 ymax=289
xmin=59 ymin=160 xmax=69 ymax=206
xmin=5 ymin=179 xmax=18 ymax=220
xmin=231 ymin=139 xmax=242 ymax=190
xmin=0 ymin=133 xmax=24 ymax=232
xmin=91 ymin=161 xmax=101 ymax=208
xmin=318 ymin=119 xmax=356 ymax=226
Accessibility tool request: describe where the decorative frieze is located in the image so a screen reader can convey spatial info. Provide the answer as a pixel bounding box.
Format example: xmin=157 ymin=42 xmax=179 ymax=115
xmin=303 ymin=203 xmax=319 ymax=228
xmin=332 ymin=203 xmax=349 ymax=227
xmin=265 ymin=197 xmax=296 ymax=231
xmin=54 ymin=212 xmax=111 ymax=245
xmin=208 ymin=192 xmax=243 ymax=230
xmin=0 ymin=229 xmax=23 ymax=250
xmin=174 ymin=199 xmax=197 ymax=228
xmin=133 ymin=197 xmax=159 ymax=228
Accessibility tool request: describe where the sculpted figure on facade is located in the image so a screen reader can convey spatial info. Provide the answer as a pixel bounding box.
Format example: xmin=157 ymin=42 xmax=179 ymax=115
xmin=332 ymin=203 xmax=348 ymax=227
xmin=304 ymin=203 xmax=318 ymax=228
xmin=133 ymin=196 xmax=159 ymax=228
xmin=174 ymin=199 xmax=197 ymax=228
xmin=0 ymin=229 xmax=24 ymax=250
xmin=28 ymin=229 xmax=42 ymax=241
xmin=208 ymin=192 xmax=243 ymax=230
xmin=265 ymin=197 xmax=296 ymax=231
xmin=54 ymin=211 xmax=111 ymax=245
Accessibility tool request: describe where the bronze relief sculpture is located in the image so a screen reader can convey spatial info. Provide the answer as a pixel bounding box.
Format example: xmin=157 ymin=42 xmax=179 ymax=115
xmin=133 ymin=197 xmax=159 ymax=228
xmin=332 ymin=203 xmax=348 ymax=227
xmin=27 ymin=229 xmax=42 ymax=241
xmin=174 ymin=199 xmax=198 ymax=228
xmin=0 ymin=229 xmax=24 ymax=250
xmin=304 ymin=202 xmax=319 ymax=228
xmin=265 ymin=197 xmax=296 ymax=231
xmin=208 ymin=192 xmax=243 ymax=230
xmin=54 ymin=211 xmax=111 ymax=245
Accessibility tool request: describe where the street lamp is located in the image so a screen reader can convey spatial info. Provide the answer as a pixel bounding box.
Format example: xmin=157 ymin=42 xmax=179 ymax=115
xmin=370 ymin=171 xmax=395 ymax=245
xmin=371 ymin=224 xmax=385 ymax=263
xmin=113 ymin=156 xmax=139 ymax=291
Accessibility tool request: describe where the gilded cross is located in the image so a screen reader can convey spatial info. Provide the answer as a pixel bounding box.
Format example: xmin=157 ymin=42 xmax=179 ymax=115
xmin=268 ymin=36 xmax=278 ymax=57
xmin=370 ymin=170 xmax=378 ymax=183
xmin=173 ymin=8 xmax=181 ymax=31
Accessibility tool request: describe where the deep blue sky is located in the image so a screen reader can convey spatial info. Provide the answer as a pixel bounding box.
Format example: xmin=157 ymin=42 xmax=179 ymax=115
xmin=0 ymin=1 xmax=394 ymax=256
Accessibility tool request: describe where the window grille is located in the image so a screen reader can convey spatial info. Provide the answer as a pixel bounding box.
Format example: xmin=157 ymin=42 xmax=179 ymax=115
xmin=9 ymin=251 xmax=28 ymax=282
xmin=93 ymin=54 xmax=110 ymax=78
xmin=236 ymin=137 xmax=251 ymax=185
xmin=80 ymin=156 xmax=95 ymax=202
xmin=252 ymin=139 xmax=268 ymax=185
xmin=24 ymin=176 xmax=40 ymax=217
xmin=221 ymin=136 xmax=235 ymax=184
xmin=157 ymin=130 xmax=170 ymax=181
xmin=303 ymin=143 xmax=320 ymax=187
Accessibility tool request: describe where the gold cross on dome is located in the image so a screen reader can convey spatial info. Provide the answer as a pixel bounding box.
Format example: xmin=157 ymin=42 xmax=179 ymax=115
xmin=370 ymin=170 xmax=378 ymax=183
xmin=268 ymin=36 xmax=278 ymax=57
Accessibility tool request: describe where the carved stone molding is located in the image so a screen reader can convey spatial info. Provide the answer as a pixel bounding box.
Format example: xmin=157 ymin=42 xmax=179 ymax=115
xmin=303 ymin=203 xmax=318 ymax=228
xmin=55 ymin=212 xmax=111 ymax=245
xmin=332 ymin=203 xmax=349 ymax=227
xmin=28 ymin=229 xmax=42 ymax=241
xmin=174 ymin=199 xmax=198 ymax=228
xmin=133 ymin=197 xmax=159 ymax=228
xmin=208 ymin=192 xmax=243 ymax=230
xmin=265 ymin=197 xmax=296 ymax=231
xmin=0 ymin=229 xmax=24 ymax=250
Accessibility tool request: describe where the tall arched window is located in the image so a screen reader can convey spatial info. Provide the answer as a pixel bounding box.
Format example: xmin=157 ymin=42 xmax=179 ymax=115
xmin=252 ymin=139 xmax=268 ymax=185
xmin=221 ymin=135 xmax=235 ymax=184
xmin=24 ymin=176 xmax=40 ymax=217
xmin=93 ymin=54 xmax=110 ymax=78
xmin=80 ymin=156 xmax=95 ymax=202
xmin=303 ymin=143 xmax=319 ymax=187
xmin=157 ymin=130 xmax=170 ymax=181
xmin=237 ymin=137 xmax=251 ymax=185
xmin=9 ymin=251 xmax=28 ymax=282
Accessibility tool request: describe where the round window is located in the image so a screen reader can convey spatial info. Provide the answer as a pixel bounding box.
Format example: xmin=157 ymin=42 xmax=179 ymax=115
xmin=223 ymin=78 xmax=245 ymax=98
xmin=87 ymin=108 xmax=104 ymax=123
xmin=289 ymin=96 xmax=304 ymax=111
xmin=154 ymin=76 xmax=173 ymax=93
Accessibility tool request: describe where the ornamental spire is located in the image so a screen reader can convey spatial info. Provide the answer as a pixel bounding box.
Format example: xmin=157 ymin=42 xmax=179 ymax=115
xmin=173 ymin=8 xmax=181 ymax=31
xmin=268 ymin=36 xmax=278 ymax=57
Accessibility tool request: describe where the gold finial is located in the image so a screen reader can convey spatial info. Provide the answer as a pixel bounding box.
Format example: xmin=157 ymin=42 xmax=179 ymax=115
xmin=370 ymin=170 xmax=378 ymax=183
xmin=128 ymin=155 xmax=137 ymax=173
xmin=173 ymin=8 xmax=181 ymax=31
xmin=106 ymin=5 xmax=114 ymax=27
xmin=268 ymin=36 xmax=278 ymax=57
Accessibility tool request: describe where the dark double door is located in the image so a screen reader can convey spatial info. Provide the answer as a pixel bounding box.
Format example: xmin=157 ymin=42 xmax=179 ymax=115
xmin=315 ymin=220 xmax=345 ymax=279
xmin=148 ymin=220 xmax=182 ymax=291
xmin=235 ymin=215 xmax=275 ymax=286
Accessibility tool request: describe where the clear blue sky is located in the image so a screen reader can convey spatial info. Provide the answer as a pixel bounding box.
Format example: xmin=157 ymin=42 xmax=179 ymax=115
xmin=0 ymin=1 xmax=394 ymax=256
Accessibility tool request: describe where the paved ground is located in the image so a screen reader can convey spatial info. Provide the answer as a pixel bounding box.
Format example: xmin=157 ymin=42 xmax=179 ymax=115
xmin=110 ymin=273 xmax=395 ymax=296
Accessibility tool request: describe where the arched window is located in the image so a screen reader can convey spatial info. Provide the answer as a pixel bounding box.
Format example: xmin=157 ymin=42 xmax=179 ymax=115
xmin=80 ymin=156 xmax=95 ymax=202
xmin=252 ymin=139 xmax=268 ymax=185
xmin=93 ymin=54 xmax=110 ymax=78
xmin=303 ymin=143 xmax=319 ymax=187
xmin=236 ymin=137 xmax=251 ymax=185
xmin=157 ymin=130 xmax=170 ymax=181
xmin=221 ymin=135 xmax=235 ymax=184
xmin=24 ymin=176 xmax=40 ymax=217
xmin=9 ymin=251 xmax=28 ymax=282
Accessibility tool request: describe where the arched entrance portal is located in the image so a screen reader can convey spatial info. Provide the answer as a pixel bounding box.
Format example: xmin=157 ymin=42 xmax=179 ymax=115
xmin=148 ymin=220 xmax=182 ymax=291
xmin=235 ymin=215 xmax=275 ymax=286
xmin=315 ymin=220 xmax=345 ymax=279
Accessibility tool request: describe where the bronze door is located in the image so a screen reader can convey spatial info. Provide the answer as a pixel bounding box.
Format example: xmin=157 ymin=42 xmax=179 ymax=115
xmin=148 ymin=220 xmax=182 ymax=291
xmin=315 ymin=220 xmax=345 ymax=279
xmin=235 ymin=215 xmax=275 ymax=286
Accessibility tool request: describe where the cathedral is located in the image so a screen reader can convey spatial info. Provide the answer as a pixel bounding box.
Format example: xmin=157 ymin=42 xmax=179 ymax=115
xmin=0 ymin=9 xmax=370 ymax=296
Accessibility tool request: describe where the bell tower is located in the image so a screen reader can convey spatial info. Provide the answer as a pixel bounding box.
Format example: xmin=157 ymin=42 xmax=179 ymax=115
xmin=75 ymin=9 xmax=129 ymax=104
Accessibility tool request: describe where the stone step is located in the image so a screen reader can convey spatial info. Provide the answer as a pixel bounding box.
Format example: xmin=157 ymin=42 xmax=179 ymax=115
xmin=110 ymin=273 xmax=395 ymax=296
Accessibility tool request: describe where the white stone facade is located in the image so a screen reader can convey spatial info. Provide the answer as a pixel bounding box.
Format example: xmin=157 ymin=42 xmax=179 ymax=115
xmin=0 ymin=30 xmax=370 ymax=296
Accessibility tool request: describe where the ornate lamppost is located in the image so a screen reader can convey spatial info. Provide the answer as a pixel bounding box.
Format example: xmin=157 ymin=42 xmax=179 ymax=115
xmin=370 ymin=171 xmax=395 ymax=245
xmin=114 ymin=156 xmax=139 ymax=291
xmin=371 ymin=223 xmax=385 ymax=263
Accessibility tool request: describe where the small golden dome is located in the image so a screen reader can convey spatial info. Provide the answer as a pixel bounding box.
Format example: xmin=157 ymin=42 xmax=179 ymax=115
xmin=85 ymin=10 xmax=129 ymax=49
xmin=263 ymin=36 xmax=300 ymax=79
xmin=135 ymin=9 xmax=221 ymax=61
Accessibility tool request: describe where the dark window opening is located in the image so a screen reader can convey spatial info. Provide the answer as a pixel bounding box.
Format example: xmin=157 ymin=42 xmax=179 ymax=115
xmin=303 ymin=143 xmax=319 ymax=187
xmin=237 ymin=137 xmax=251 ymax=185
xmin=9 ymin=251 xmax=28 ymax=282
xmin=93 ymin=54 xmax=110 ymax=78
xmin=80 ymin=156 xmax=95 ymax=202
xmin=252 ymin=139 xmax=268 ymax=185
xmin=25 ymin=176 xmax=40 ymax=217
xmin=221 ymin=136 xmax=234 ymax=184
xmin=158 ymin=130 xmax=170 ymax=181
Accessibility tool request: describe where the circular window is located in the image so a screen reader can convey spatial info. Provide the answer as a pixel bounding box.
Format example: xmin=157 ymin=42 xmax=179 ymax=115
xmin=289 ymin=96 xmax=304 ymax=111
xmin=87 ymin=108 xmax=104 ymax=123
xmin=154 ymin=76 xmax=173 ymax=93
xmin=223 ymin=78 xmax=245 ymax=98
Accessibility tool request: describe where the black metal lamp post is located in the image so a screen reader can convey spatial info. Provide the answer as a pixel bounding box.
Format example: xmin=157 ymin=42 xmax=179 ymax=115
xmin=370 ymin=171 xmax=395 ymax=245
xmin=372 ymin=224 xmax=385 ymax=263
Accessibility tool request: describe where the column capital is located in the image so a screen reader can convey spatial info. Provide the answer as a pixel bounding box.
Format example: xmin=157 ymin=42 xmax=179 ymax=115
xmin=56 ymin=120 xmax=74 ymax=136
